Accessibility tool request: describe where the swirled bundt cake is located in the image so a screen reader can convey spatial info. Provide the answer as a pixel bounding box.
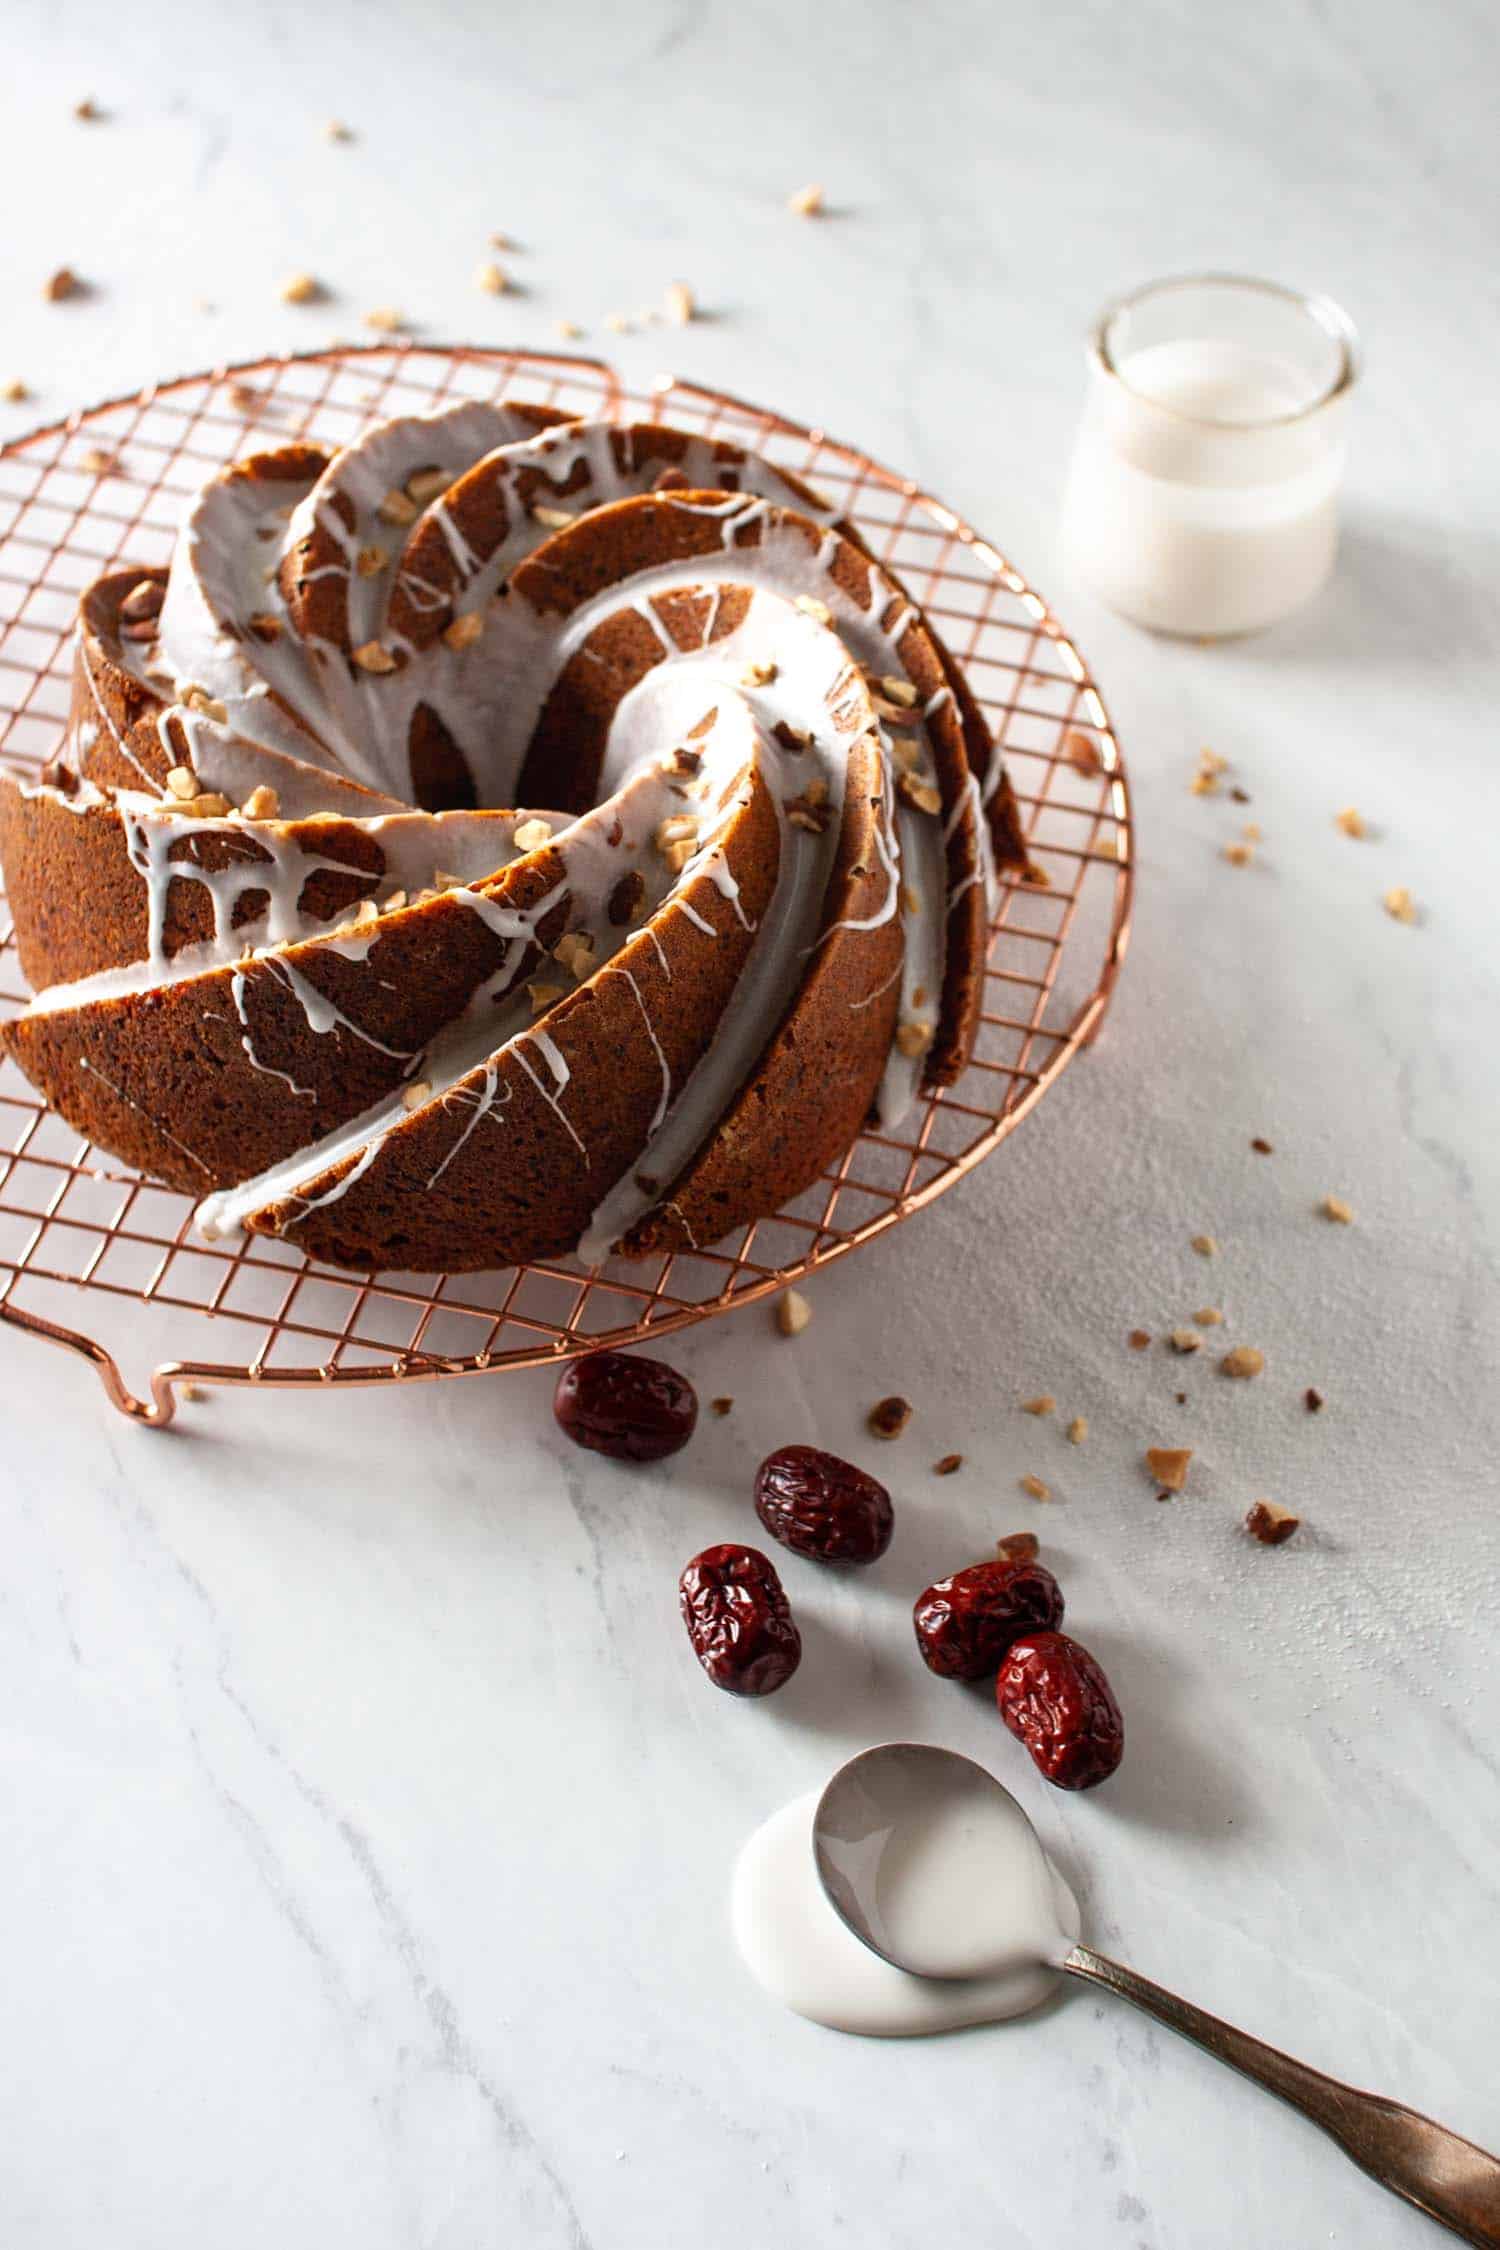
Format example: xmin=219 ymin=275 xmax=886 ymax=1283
xmin=0 ymin=403 xmax=1027 ymax=1272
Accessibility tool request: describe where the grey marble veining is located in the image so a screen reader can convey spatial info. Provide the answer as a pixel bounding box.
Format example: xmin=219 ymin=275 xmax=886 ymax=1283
xmin=2 ymin=2 xmax=1498 ymax=2243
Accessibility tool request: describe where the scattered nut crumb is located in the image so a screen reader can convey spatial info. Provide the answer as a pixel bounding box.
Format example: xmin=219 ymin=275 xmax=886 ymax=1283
xmin=710 ymin=1397 xmax=733 ymax=1417
xmin=787 ymin=182 xmax=824 ymax=217
xmin=775 ymin=1288 xmax=811 ymax=1337
xmin=1335 ymin=806 xmax=1367 ymax=839
xmin=81 ymin=446 xmax=121 ymax=475
xmin=351 ymin=639 xmax=398 ymax=674
xmin=552 ymin=930 xmax=595 ymax=979
xmin=664 ymin=280 xmax=696 ymax=325
xmin=242 ymin=784 xmax=279 ymax=820
xmin=355 ymin=545 xmax=387 ymax=577
xmin=1145 ymin=1446 xmax=1192 ymax=1493
xmin=1198 ymin=749 xmax=1228 ymax=778
xmin=1383 ymin=885 xmax=1418 ymax=925
xmin=364 ymin=306 xmax=406 ymax=333
xmin=1194 ymin=1307 xmax=1224 ymax=1327
xmin=1191 ymin=1234 xmax=1217 ymax=1258
xmin=1019 ymin=1473 xmax=1052 ymax=1502
xmin=1230 ymin=785 xmax=1251 ymax=803
xmin=795 ymin=594 xmax=832 ymax=626
xmin=74 ymin=97 xmax=102 ymax=121
xmin=1020 ymin=860 xmax=1052 ymax=886
xmin=44 ymin=268 xmax=81 ymax=302
xmin=324 ymin=119 xmax=353 ymax=142
xmin=1168 ymin=1329 xmax=1202 ymax=1355
xmin=1250 ymin=1136 xmax=1273 ymax=1154
xmin=996 ymin=1530 xmax=1040 ymax=1563
xmin=1222 ymin=840 xmax=1254 ymax=867
xmin=933 ymin=1453 xmax=963 ymax=1477
xmin=1245 ymin=1500 xmax=1300 ymax=1546
xmin=401 ymin=1080 xmax=432 ymax=1110
xmin=178 ymin=1380 xmax=203 ymax=1402
xmin=1065 ymin=728 xmax=1102 ymax=777
xmin=527 ymin=979 xmax=566 ymax=1015
xmin=555 ymin=319 xmax=584 ymax=340
xmin=1128 ymin=1328 xmax=1152 ymax=1351
xmin=1021 ymin=1395 xmax=1055 ymax=1416
xmin=604 ymin=312 xmax=630 ymax=333
xmin=1305 ymin=1386 xmax=1325 ymax=1413
xmin=1320 ymin=1192 xmax=1355 ymax=1225
xmin=1221 ymin=1345 xmax=1265 ymax=1380
xmin=1189 ymin=770 xmax=1219 ymax=797
xmin=474 ymin=261 xmax=508 ymax=296
xmin=2 ymin=379 xmax=30 ymax=402
xmin=868 ymin=1395 xmax=912 ymax=1440
xmin=165 ymin=765 xmax=197 ymax=800
xmin=1066 ymin=1416 xmax=1088 ymax=1446
xmin=893 ymin=1021 xmax=932 ymax=1058
xmin=280 ymin=272 xmax=322 ymax=305
xmin=377 ymin=486 xmax=418 ymax=526
xmin=489 ymin=232 xmax=512 ymax=251
xmin=1242 ymin=821 xmax=1262 ymax=843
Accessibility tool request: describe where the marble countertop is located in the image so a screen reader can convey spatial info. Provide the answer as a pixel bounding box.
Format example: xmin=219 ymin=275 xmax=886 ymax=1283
xmin=3 ymin=1 xmax=1498 ymax=2242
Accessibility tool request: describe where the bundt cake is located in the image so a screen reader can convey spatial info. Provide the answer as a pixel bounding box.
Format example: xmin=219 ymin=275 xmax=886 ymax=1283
xmin=0 ymin=403 xmax=1027 ymax=1272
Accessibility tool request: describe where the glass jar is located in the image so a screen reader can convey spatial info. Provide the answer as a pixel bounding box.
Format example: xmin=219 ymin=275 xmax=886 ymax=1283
xmin=1061 ymin=274 xmax=1359 ymax=637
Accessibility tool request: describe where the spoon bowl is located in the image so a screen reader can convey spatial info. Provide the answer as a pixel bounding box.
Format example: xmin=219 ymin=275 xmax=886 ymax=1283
xmin=813 ymin=1742 xmax=1069 ymax=1982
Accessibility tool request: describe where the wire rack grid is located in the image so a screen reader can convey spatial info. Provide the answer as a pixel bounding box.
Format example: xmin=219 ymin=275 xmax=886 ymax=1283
xmin=0 ymin=343 xmax=1133 ymax=1426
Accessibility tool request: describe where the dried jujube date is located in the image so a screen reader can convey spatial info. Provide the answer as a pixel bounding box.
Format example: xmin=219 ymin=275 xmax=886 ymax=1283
xmin=996 ymin=1630 xmax=1123 ymax=1790
xmin=679 ymin=1543 xmax=801 ymax=1697
xmin=553 ymin=1349 xmax=697 ymax=1462
xmin=754 ymin=1445 xmax=893 ymax=1565
xmin=913 ymin=1558 xmax=1064 ymax=1680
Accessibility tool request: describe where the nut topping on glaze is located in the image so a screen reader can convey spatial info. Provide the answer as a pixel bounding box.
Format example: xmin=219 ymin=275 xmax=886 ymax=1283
xmin=553 ymin=1349 xmax=697 ymax=1463
xmin=679 ymin=1544 xmax=801 ymax=1697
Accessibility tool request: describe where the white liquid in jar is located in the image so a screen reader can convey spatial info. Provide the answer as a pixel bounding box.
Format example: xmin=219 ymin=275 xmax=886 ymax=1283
xmin=732 ymin=1788 xmax=1080 ymax=2038
xmin=1062 ymin=336 xmax=1346 ymax=637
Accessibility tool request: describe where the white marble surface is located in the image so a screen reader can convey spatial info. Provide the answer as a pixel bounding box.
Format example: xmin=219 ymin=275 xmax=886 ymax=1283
xmin=3 ymin=2 xmax=1499 ymax=2243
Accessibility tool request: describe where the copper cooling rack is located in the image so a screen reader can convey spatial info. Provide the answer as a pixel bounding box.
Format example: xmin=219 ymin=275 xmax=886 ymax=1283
xmin=0 ymin=344 xmax=1133 ymax=1425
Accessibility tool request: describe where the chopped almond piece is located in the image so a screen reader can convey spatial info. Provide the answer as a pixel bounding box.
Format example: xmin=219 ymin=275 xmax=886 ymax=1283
xmin=1335 ymin=806 xmax=1367 ymax=839
xmin=787 ymin=182 xmax=824 ymax=216
xmin=794 ymin=594 xmax=832 ymax=625
xmin=1020 ymin=1395 xmax=1055 ymax=1416
xmin=165 ymin=765 xmax=197 ymax=800
xmin=893 ymin=1021 xmax=931 ymax=1058
xmin=532 ymin=504 xmax=576 ymax=529
xmin=1168 ymin=1329 xmax=1202 ymax=1355
xmin=1251 ymin=1135 xmax=1273 ymax=1154
xmin=280 ymin=273 xmax=321 ymax=305
xmin=933 ymin=1454 xmax=963 ymax=1476
xmin=242 ymin=785 xmax=279 ymax=820
xmin=443 ymin=611 xmax=484 ymax=652
xmin=553 ymin=931 xmax=596 ymax=979
xmin=1066 ymin=1416 xmax=1088 ymax=1446
xmin=1065 ymin=728 xmax=1102 ymax=776
xmin=555 ymin=319 xmax=584 ymax=340
xmin=710 ymin=1397 xmax=733 ymax=1417
xmin=1222 ymin=840 xmax=1253 ymax=867
xmin=1128 ymin=1328 xmax=1151 ymax=1351
xmin=364 ymin=306 xmax=406 ymax=333
xmin=355 ymin=544 xmax=387 ymax=577
xmin=2 ymin=380 xmax=29 ymax=402
xmin=664 ymin=280 xmax=696 ymax=325
xmin=401 ymin=1080 xmax=432 ymax=1110
xmin=775 ymin=1288 xmax=812 ymax=1337
xmin=1220 ymin=1345 xmax=1265 ymax=1380
xmin=45 ymin=268 xmax=81 ymax=301
xmin=1194 ymin=1307 xmax=1224 ymax=1327
xmin=996 ymin=1530 xmax=1040 ymax=1563
xmin=1191 ymin=1234 xmax=1217 ymax=1257
xmin=324 ymin=119 xmax=353 ymax=141
xmin=1320 ymin=1192 xmax=1355 ymax=1225
xmin=351 ymin=640 xmax=398 ymax=674
xmin=1019 ymin=1473 xmax=1051 ymax=1502
xmin=377 ymin=487 xmax=418 ymax=526
xmin=1383 ymin=885 xmax=1418 ymax=924
xmin=1145 ymin=1445 xmax=1192 ymax=1493
xmin=1245 ymin=1500 xmax=1299 ymax=1546
xmin=527 ymin=980 xmax=566 ymax=1015
xmin=474 ymin=261 xmax=508 ymax=295
xmin=868 ymin=1395 xmax=911 ymax=1439
xmin=512 ymin=817 xmax=554 ymax=852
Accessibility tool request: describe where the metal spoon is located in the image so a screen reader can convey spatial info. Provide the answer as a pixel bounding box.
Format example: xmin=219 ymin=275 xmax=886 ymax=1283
xmin=815 ymin=1744 xmax=1500 ymax=2248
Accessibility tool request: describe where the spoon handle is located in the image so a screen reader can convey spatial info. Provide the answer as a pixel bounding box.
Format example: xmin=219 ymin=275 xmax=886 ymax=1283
xmin=1062 ymin=1945 xmax=1500 ymax=2245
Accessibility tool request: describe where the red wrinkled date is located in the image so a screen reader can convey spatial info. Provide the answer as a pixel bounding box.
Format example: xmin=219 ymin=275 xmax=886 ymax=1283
xmin=679 ymin=1544 xmax=802 ymax=1698
xmin=553 ymin=1349 xmax=697 ymax=1462
xmin=754 ymin=1445 xmax=894 ymax=1565
xmin=997 ymin=1630 xmax=1123 ymax=1790
xmin=912 ymin=1558 xmax=1064 ymax=1681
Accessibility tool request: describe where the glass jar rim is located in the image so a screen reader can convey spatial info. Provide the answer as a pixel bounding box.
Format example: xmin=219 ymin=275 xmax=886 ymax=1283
xmin=1089 ymin=273 xmax=1360 ymax=431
